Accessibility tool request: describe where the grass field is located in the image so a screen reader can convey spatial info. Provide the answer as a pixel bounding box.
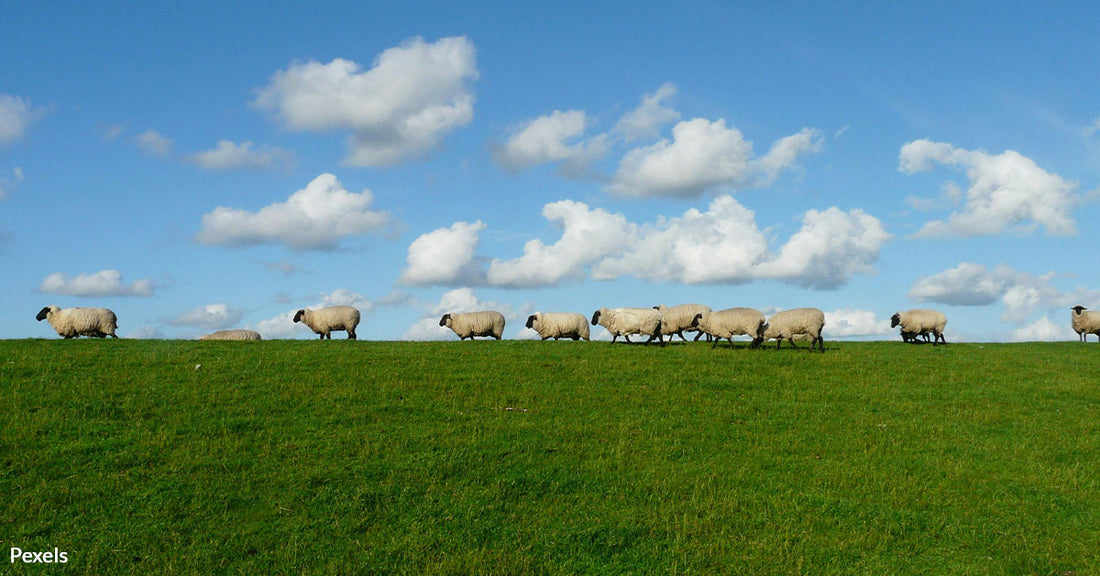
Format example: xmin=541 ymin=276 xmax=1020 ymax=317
xmin=2 ymin=338 xmax=1098 ymax=575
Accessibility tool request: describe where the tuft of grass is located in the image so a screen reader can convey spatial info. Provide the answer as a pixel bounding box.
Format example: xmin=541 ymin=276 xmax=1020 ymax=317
xmin=1 ymin=339 xmax=1098 ymax=574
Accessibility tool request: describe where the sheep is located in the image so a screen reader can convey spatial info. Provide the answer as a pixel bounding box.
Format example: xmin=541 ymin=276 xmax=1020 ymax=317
xmin=440 ymin=311 xmax=505 ymax=340
xmin=199 ymin=329 xmax=262 ymax=341
xmin=890 ymin=309 xmax=947 ymax=345
xmin=1071 ymin=306 xmax=1100 ymax=342
xmin=36 ymin=305 xmax=118 ymax=339
xmin=526 ymin=312 xmax=590 ymax=341
xmin=590 ymin=307 xmax=664 ymax=346
xmin=654 ymin=304 xmax=712 ymax=342
xmin=293 ymin=306 xmax=360 ymax=340
xmin=691 ymin=307 xmax=766 ymax=349
xmin=762 ymin=308 xmax=825 ymax=352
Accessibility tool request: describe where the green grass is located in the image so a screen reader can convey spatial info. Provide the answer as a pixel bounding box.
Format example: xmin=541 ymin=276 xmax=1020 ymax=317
xmin=2 ymin=339 xmax=1098 ymax=574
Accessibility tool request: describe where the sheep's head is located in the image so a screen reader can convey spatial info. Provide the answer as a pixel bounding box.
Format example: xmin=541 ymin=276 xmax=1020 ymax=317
xmin=590 ymin=309 xmax=601 ymax=325
xmin=292 ymin=309 xmax=306 ymax=323
xmin=439 ymin=313 xmax=452 ymax=327
xmin=1072 ymin=305 xmax=1088 ymax=315
xmin=890 ymin=313 xmax=901 ymax=328
xmin=525 ymin=314 xmax=538 ymax=329
xmin=690 ymin=313 xmax=703 ymax=328
xmin=36 ymin=306 xmax=54 ymax=322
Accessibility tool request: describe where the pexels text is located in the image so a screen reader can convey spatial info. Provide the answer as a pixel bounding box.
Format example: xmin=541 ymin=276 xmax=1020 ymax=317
xmin=10 ymin=547 xmax=69 ymax=564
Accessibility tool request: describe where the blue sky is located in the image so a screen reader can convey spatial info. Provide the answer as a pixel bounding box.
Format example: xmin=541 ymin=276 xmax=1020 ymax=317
xmin=3 ymin=1 xmax=1099 ymax=341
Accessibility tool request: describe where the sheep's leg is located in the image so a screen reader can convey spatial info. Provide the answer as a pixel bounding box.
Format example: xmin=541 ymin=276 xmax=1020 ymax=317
xmin=787 ymin=338 xmax=801 ymax=350
xmin=623 ymin=335 xmax=633 ymax=344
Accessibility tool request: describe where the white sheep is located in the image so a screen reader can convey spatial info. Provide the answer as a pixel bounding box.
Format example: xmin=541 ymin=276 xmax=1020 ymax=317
xmin=691 ymin=307 xmax=766 ymax=349
xmin=199 ymin=329 xmax=262 ymax=341
xmin=1071 ymin=306 xmax=1100 ymax=342
xmin=762 ymin=308 xmax=825 ymax=352
xmin=654 ymin=304 xmax=712 ymax=342
xmin=890 ymin=309 xmax=947 ymax=345
xmin=36 ymin=305 xmax=118 ymax=339
xmin=440 ymin=311 xmax=505 ymax=340
xmin=591 ymin=307 xmax=664 ymax=346
xmin=293 ymin=306 xmax=360 ymax=340
xmin=526 ymin=312 xmax=590 ymax=341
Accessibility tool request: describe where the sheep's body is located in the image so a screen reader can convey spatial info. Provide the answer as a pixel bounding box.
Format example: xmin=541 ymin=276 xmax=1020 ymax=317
xmin=762 ymin=308 xmax=825 ymax=352
xmin=526 ymin=312 xmax=590 ymax=341
xmin=891 ymin=309 xmax=947 ymax=345
xmin=1071 ymin=306 xmax=1100 ymax=342
xmin=692 ymin=307 xmax=766 ymax=349
xmin=293 ymin=306 xmax=360 ymax=340
xmin=591 ymin=307 xmax=664 ymax=346
xmin=199 ymin=329 xmax=262 ymax=341
xmin=440 ymin=311 xmax=506 ymax=340
xmin=36 ymin=306 xmax=118 ymax=339
xmin=654 ymin=304 xmax=712 ymax=342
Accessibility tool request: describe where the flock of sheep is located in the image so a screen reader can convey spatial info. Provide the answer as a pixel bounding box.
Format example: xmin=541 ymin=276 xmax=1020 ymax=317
xmin=33 ymin=303 xmax=1100 ymax=346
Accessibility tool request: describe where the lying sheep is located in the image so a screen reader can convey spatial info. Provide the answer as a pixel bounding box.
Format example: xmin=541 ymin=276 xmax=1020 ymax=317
xmin=199 ymin=329 xmax=262 ymax=341
xmin=891 ymin=309 xmax=947 ymax=345
xmin=1071 ymin=306 xmax=1100 ymax=342
xmin=293 ymin=306 xmax=360 ymax=340
xmin=440 ymin=311 xmax=505 ymax=340
xmin=762 ymin=308 xmax=825 ymax=352
xmin=36 ymin=305 xmax=118 ymax=339
xmin=654 ymin=304 xmax=711 ymax=342
xmin=526 ymin=312 xmax=590 ymax=341
xmin=591 ymin=307 xmax=664 ymax=346
xmin=692 ymin=307 xmax=766 ymax=349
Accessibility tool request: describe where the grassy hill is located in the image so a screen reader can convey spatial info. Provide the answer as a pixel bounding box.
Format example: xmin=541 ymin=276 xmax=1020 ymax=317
xmin=2 ymin=339 xmax=1098 ymax=574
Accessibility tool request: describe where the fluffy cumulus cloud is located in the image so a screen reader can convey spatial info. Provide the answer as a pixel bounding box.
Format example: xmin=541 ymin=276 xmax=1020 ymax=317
xmin=609 ymin=120 xmax=822 ymax=198
xmin=186 ymin=140 xmax=294 ymax=172
xmin=1011 ymin=317 xmax=1076 ymax=342
xmin=0 ymin=94 xmax=47 ymax=146
xmin=612 ymin=82 xmax=681 ymax=142
xmin=400 ymin=220 xmax=487 ymax=285
xmin=487 ymin=200 xmax=634 ymax=288
xmin=755 ymin=208 xmax=892 ymax=289
xmin=493 ymin=110 xmax=608 ymax=174
xmin=135 ymin=129 xmax=174 ymax=158
xmin=909 ymin=262 xmax=1100 ymax=324
xmin=38 ymin=270 xmax=155 ymax=298
xmin=823 ymin=309 xmax=893 ymax=338
xmin=196 ymin=173 xmax=392 ymax=250
xmin=253 ymin=36 xmax=477 ymax=167
xmin=899 ymin=140 xmax=1078 ymax=237
xmin=168 ymin=303 xmax=244 ymax=330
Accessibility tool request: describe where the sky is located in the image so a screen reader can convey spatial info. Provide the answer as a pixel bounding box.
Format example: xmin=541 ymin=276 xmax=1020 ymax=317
xmin=3 ymin=1 xmax=1100 ymax=342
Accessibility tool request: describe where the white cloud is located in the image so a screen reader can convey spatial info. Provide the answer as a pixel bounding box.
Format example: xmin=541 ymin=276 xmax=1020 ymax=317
xmin=592 ymin=195 xmax=768 ymax=284
xmin=493 ymin=110 xmax=608 ymax=173
xmin=169 ymin=303 xmax=244 ymax=330
xmin=488 ymin=200 xmax=633 ymax=288
xmin=613 ymin=82 xmax=681 ymax=142
xmin=755 ymin=207 xmax=892 ymax=289
xmin=253 ymin=36 xmax=477 ymax=167
xmin=909 ymin=262 xmax=1100 ymax=324
xmin=0 ymin=94 xmax=47 ymax=146
xmin=135 ymin=129 xmax=174 ymax=158
xmin=196 ymin=173 xmax=392 ymax=250
xmin=38 ymin=270 xmax=155 ymax=298
xmin=824 ymin=309 xmax=893 ymax=338
xmin=482 ymin=195 xmax=888 ymax=289
xmin=400 ymin=220 xmax=487 ymax=285
xmin=899 ymin=140 xmax=1078 ymax=237
xmin=186 ymin=140 xmax=295 ymax=172
xmin=1011 ymin=316 xmax=1076 ymax=342
xmin=609 ymin=119 xmax=822 ymax=198
xmin=0 ymin=166 xmax=23 ymax=200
